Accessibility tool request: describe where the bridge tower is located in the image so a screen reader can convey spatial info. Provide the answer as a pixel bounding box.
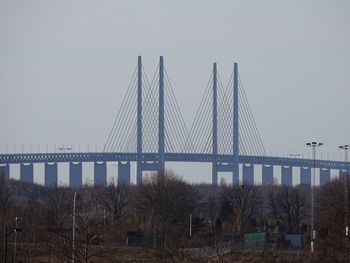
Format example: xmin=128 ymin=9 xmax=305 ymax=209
xmin=158 ymin=56 xmax=165 ymax=172
xmin=212 ymin=63 xmax=218 ymax=185
xmin=233 ymin=62 xmax=239 ymax=184
xmin=136 ymin=56 xmax=165 ymax=184
xmin=211 ymin=62 xmax=239 ymax=185
xmin=137 ymin=56 xmax=143 ymax=184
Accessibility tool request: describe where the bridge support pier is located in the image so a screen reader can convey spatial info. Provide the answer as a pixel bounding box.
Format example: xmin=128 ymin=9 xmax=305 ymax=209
xmin=118 ymin=161 xmax=131 ymax=185
xmin=0 ymin=164 xmax=10 ymax=179
xmin=94 ymin=161 xmax=107 ymax=185
xmin=262 ymin=165 xmax=273 ymax=185
xmin=45 ymin=162 xmax=58 ymax=187
xmin=281 ymin=166 xmax=293 ymax=187
xmin=212 ymin=163 xmax=218 ymax=185
xmin=20 ymin=163 xmax=33 ymax=183
xmin=70 ymin=162 xmax=82 ymax=188
xmin=320 ymin=168 xmax=330 ymax=186
xmin=300 ymin=167 xmax=311 ymax=185
xmin=243 ymin=164 xmax=254 ymax=185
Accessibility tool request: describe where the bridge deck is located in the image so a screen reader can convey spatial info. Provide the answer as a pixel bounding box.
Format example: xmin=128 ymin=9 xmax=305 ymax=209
xmin=0 ymin=152 xmax=347 ymax=170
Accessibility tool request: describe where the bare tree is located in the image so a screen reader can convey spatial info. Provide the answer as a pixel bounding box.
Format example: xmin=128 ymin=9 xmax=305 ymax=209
xmin=207 ymin=194 xmax=220 ymax=233
xmin=133 ymin=170 xmax=196 ymax=261
xmin=316 ymin=180 xmax=348 ymax=260
xmin=44 ymin=187 xmax=74 ymax=261
xmin=74 ymin=188 xmax=107 ymax=263
xmin=44 ymin=187 xmax=108 ymax=262
xmin=98 ymin=179 xmax=130 ymax=227
xmin=0 ymin=173 xmax=11 ymax=223
xmin=220 ymin=184 xmax=261 ymax=235
xmin=266 ymin=185 xmax=308 ymax=234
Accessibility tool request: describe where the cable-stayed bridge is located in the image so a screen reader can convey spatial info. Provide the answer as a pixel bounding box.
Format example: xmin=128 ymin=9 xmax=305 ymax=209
xmin=0 ymin=56 xmax=348 ymax=187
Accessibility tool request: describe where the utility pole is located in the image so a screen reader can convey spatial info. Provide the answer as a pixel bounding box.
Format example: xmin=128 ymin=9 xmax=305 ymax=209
xmin=72 ymin=191 xmax=77 ymax=263
xmin=3 ymin=227 xmax=8 ymax=263
xmin=306 ymin=141 xmax=323 ymax=253
xmin=3 ymin=217 xmax=22 ymax=263
xmin=340 ymin=144 xmax=349 ymax=262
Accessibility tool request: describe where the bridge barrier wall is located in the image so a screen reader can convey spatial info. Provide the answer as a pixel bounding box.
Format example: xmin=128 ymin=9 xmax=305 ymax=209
xmin=243 ymin=164 xmax=254 ymax=185
xmin=69 ymin=162 xmax=82 ymax=188
xmin=300 ymin=167 xmax=311 ymax=185
xmin=45 ymin=162 xmax=57 ymax=187
xmin=281 ymin=166 xmax=292 ymax=187
xmin=20 ymin=163 xmax=33 ymax=183
xmin=118 ymin=161 xmax=131 ymax=185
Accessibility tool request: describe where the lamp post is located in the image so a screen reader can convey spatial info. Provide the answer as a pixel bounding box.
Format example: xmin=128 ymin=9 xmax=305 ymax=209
xmin=340 ymin=144 xmax=349 ymax=261
xmin=3 ymin=217 xmax=22 ymax=263
xmin=72 ymin=191 xmax=77 ymax=263
xmin=306 ymin=141 xmax=323 ymax=253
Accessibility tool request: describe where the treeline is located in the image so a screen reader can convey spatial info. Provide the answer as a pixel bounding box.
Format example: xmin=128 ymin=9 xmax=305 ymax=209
xmin=0 ymin=170 xmax=348 ymax=262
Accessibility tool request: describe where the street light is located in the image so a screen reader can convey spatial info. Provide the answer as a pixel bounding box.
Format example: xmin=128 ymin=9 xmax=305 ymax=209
xmin=72 ymin=191 xmax=77 ymax=263
xmin=3 ymin=217 xmax=22 ymax=263
xmin=340 ymin=144 xmax=349 ymax=261
xmin=306 ymin=141 xmax=323 ymax=253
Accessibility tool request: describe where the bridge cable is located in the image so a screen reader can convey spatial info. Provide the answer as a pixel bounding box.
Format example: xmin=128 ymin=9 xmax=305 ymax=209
xmin=195 ymin=76 xmax=213 ymax=153
xmin=195 ymin=87 xmax=212 ymax=153
xmin=142 ymin=64 xmax=160 ymax=153
xmin=238 ymin=74 xmax=266 ymax=155
xmin=238 ymin=76 xmax=266 ymax=156
xmin=104 ymin=65 xmax=137 ymax=151
xmin=105 ymin=65 xmax=138 ymax=152
xmin=164 ymin=68 xmax=191 ymax=153
xmin=239 ymin=89 xmax=263 ymax=156
xmin=111 ymin=76 xmax=137 ymax=151
xmin=164 ymin=94 xmax=183 ymax=152
xmin=187 ymin=72 xmax=213 ymax=152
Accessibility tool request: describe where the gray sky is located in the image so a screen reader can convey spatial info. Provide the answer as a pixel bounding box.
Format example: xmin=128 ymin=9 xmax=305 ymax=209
xmin=0 ymin=0 xmax=349 ymax=183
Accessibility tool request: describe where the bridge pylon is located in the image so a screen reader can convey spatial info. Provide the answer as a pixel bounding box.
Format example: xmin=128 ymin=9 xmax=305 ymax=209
xmin=136 ymin=56 xmax=165 ymax=184
xmin=212 ymin=62 xmax=240 ymax=185
xmin=136 ymin=56 xmax=143 ymax=184
xmin=233 ymin=62 xmax=239 ymax=184
xmin=212 ymin=62 xmax=218 ymax=185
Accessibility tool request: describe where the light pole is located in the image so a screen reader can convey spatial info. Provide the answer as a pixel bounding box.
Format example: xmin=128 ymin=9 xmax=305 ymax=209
xmin=306 ymin=141 xmax=323 ymax=253
xmin=3 ymin=217 xmax=22 ymax=263
xmin=189 ymin=213 xmax=192 ymax=239
xmin=340 ymin=144 xmax=349 ymax=261
xmin=72 ymin=191 xmax=77 ymax=263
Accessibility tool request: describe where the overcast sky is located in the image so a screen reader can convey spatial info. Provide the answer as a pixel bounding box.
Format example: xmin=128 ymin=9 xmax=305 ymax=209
xmin=0 ymin=0 xmax=349 ymax=183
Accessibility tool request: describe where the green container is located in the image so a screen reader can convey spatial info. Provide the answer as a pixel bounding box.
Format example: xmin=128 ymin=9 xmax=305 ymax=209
xmin=244 ymin=232 xmax=266 ymax=248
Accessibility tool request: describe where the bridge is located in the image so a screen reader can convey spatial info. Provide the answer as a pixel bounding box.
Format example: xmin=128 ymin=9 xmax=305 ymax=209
xmin=0 ymin=56 xmax=348 ymax=187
